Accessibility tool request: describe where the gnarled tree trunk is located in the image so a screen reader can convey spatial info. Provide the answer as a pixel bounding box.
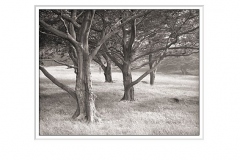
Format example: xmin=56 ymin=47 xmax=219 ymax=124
xmin=121 ymin=63 xmax=134 ymax=101
xmin=72 ymin=45 xmax=98 ymax=122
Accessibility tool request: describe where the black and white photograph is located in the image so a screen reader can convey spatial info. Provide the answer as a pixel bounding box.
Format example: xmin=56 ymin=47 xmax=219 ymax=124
xmin=38 ymin=8 xmax=201 ymax=137
xmin=1 ymin=1 xmax=240 ymax=160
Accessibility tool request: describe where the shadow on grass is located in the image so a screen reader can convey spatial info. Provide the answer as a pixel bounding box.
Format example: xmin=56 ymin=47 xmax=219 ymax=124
xmin=40 ymin=92 xmax=77 ymax=121
xmin=40 ymin=77 xmax=110 ymax=87
xmin=40 ymin=78 xmax=75 ymax=86
xmin=122 ymin=96 xmax=199 ymax=114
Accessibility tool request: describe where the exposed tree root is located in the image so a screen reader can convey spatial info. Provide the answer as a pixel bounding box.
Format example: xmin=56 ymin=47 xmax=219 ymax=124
xmin=72 ymin=108 xmax=80 ymax=119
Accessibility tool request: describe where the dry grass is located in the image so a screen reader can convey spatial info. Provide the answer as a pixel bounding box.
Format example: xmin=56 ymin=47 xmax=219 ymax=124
xmin=39 ymin=66 xmax=199 ymax=136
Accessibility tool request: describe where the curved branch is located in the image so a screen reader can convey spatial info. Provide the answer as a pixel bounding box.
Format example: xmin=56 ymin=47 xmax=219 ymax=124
xmin=127 ymin=57 xmax=163 ymax=89
xmin=178 ymin=26 xmax=199 ymax=36
xmin=78 ymin=10 xmax=95 ymax=46
xmin=89 ymin=11 xmax=151 ymax=59
xmin=52 ymin=10 xmax=102 ymax=32
xmin=107 ymin=47 xmax=127 ymax=64
xmin=93 ymin=53 xmax=106 ymax=70
xmin=132 ymin=51 xmax=163 ymax=62
xmin=39 ymin=20 xmax=78 ymax=46
xmin=52 ymin=10 xmax=81 ymax=28
xmin=165 ymin=51 xmax=198 ymax=57
xmin=39 ymin=66 xmax=77 ymax=100
xmin=39 ymin=30 xmax=58 ymax=38
xmin=132 ymin=25 xmax=199 ymax=62
xmin=132 ymin=57 xmax=159 ymax=70
xmin=76 ymin=11 xmax=84 ymax=19
xmin=40 ymin=59 xmax=77 ymax=69
xmin=105 ymin=51 xmax=123 ymax=70
xmin=60 ymin=16 xmax=69 ymax=34
xmin=168 ymin=46 xmax=199 ymax=50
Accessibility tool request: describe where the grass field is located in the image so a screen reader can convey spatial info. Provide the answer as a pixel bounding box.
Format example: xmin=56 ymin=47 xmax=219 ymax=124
xmin=39 ymin=65 xmax=200 ymax=136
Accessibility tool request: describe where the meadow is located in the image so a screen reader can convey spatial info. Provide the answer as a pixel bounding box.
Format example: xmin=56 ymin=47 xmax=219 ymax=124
xmin=39 ymin=65 xmax=200 ymax=136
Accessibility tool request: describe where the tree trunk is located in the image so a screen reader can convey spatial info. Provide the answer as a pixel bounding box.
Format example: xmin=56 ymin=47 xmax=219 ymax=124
xmin=149 ymin=54 xmax=157 ymax=85
xmin=104 ymin=62 xmax=113 ymax=82
xmin=73 ymin=47 xmax=85 ymax=119
xmin=83 ymin=58 xmax=97 ymax=122
xmin=150 ymin=69 xmax=157 ymax=85
xmin=121 ymin=64 xmax=134 ymax=101
xmin=102 ymin=52 xmax=113 ymax=83
xmin=73 ymin=47 xmax=98 ymax=122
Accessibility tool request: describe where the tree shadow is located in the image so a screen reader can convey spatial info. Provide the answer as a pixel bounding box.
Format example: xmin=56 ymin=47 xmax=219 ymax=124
xmin=40 ymin=78 xmax=75 ymax=86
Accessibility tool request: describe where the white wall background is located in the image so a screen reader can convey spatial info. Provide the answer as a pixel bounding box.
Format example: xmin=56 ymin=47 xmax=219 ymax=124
xmin=0 ymin=0 xmax=240 ymax=160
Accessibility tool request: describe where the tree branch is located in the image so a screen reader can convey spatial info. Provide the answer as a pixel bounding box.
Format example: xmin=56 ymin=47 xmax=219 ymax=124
xmin=52 ymin=10 xmax=81 ymax=28
xmin=52 ymin=10 xmax=102 ymax=32
xmin=89 ymin=11 xmax=151 ymax=59
xmin=40 ymin=59 xmax=77 ymax=69
xmin=39 ymin=30 xmax=59 ymax=38
xmin=76 ymin=11 xmax=84 ymax=19
xmin=93 ymin=54 xmax=106 ymax=70
xmin=128 ymin=56 xmax=163 ymax=89
xmin=60 ymin=16 xmax=70 ymax=34
xmin=168 ymin=46 xmax=199 ymax=50
xmin=103 ymin=44 xmax=123 ymax=70
xmin=133 ymin=25 xmax=199 ymax=62
xmin=111 ymin=50 xmax=128 ymax=64
xmin=132 ymin=56 xmax=160 ymax=70
xmin=68 ymin=46 xmax=78 ymax=67
xmin=39 ymin=65 xmax=77 ymax=100
xmin=178 ymin=26 xmax=199 ymax=36
xmin=165 ymin=51 xmax=198 ymax=57
xmin=136 ymin=11 xmax=151 ymax=27
xmin=128 ymin=19 xmax=136 ymax=50
xmin=132 ymin=49 xmax=164 ymax=62
xmin=39 ymin=20 xmax=78 ymax=46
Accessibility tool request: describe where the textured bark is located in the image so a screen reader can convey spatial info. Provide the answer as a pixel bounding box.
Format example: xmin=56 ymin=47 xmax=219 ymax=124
xmin=74 ymin=46 xmax=85 ymax=119
xmin=83 ymin=57 xmax=96 ymax=122
xmin=121 ymin=64 xmax=134 ymax=101
xmin=72 ymin=11 xmax=99 ymax=122
xmin=149 ymin=54 xmax=157 ymax=85
xmin=121 ymin=85 xmax=134 ymax=101
xmin=73 ymin=45 xmax=98 ymax=122
xmin=119 ymin=19 xmax=136 ymax=101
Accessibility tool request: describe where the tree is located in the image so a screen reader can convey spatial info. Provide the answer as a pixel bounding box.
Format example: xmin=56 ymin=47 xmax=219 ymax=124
xmin=39 ymin=9 xmax=150 ymax=122
xmin=104 ymin=9 xmax=199 ymax=100
xmin=144 ymin=10 xmax=199 ymax=84
xmin=93 ymin=52 xmax=113 ymax=82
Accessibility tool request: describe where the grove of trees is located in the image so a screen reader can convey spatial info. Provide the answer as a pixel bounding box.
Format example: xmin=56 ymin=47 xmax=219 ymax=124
xmin=39 ymin=9 xmax=199 ymax=123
